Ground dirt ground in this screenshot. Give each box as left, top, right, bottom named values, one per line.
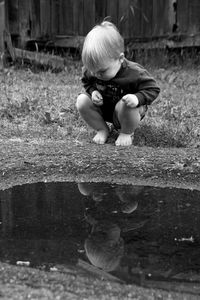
left=0, top=138, right=200, bottom=299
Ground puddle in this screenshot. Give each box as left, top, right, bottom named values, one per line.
left=0, top=182, right=200, bottom=293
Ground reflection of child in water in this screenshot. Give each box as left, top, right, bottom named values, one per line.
left=84, top=219, right=124, bottom=272
left=78, top=182, right=143, bottom=214
left=78, top=183, right=144, bottom=271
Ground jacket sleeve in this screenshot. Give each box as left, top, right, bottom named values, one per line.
left=81, top=67, right=97, bottom=95
left=134, top=68, right=160, bottom=106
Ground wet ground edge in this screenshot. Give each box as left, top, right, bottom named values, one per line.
left=0, top=139, right=199, bottom=191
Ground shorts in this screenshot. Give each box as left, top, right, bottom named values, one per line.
left=82, top=92, right=148, bottom=130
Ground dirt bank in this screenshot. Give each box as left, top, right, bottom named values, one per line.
left=0, top=139, right=199, bottom=191
left=0, top=139, right=199, bottom=299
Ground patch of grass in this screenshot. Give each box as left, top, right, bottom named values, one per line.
left=0, top=58, right=199, bottom=148
left=126, top=47, right=200, bottom=69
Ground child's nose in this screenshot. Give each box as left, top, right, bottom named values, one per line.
left=92, top=71, right=99, bottom=77
left=93, top=71, right=98, bottom=76
left=96, top=72, right=102, bottom=78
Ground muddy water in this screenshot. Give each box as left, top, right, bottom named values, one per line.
left=0, top=182, right=200, bottom=291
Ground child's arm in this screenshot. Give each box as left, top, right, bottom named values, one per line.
left=123, top=65, right=160, bottom=107
left=133, top=68, right=160, bottom=106
left=81, top=67, right=97, bottom=95
left=81, top=67, right=103, bottom=105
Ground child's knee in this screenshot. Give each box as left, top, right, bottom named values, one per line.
left=116, top=100, right=141, bottom=119
left=78, top=183, right=93, bottom=196
left=76, top=93, right=91, bottom=112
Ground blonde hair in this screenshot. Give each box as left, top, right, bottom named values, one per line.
left=84, top=236, right=124, bottom=271
left=84, top=222, right=124, bottom=271
left=82, top=21, right=124, bottom=72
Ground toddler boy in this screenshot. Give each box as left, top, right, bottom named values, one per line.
left=76, top=21, right=160, bottom=146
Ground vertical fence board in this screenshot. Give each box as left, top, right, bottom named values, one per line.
left=118, top=0, right=130, bottom=38
left=78, top=0, right=84, bottom=35
left=95, top=0, right=107, bottom=23
left=4, top=0, right=8, bottom=28
left=7, top=0, right=19, bottom=35
left=152, top=0, right=159, bottom=36
left=40, top=0, right=51, bottom=37
left=73, top=0, right=81, bottom=35
left=140, top=0, right=153, bottom=38
left=18, top=0, right=31, bottom=46
left=51, top=0, right=59, bottom=35
left=29, top=0, right=40, bottom=38
left=59, top=0, right=74, bottom=35
left=177, top=0, right=188, bottom=34
left=152, top=0, right=169, bottom=36
left=106, top=0, right=118, bottom=25
left=129, top=0, right=141, bottom=38
left=83, top=0, right=95, bottom=34
left=188, top=0, right=200, bottom=33
left=167, top=0, right=175, bottom=34
left=162, top=0, right=173, bottom=35
left=0, top=0, right=5, bottom=68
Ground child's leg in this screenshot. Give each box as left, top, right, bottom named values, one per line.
left=114, top=100, right=143, bottom=146
left=76, top=93, right=109, bottom=144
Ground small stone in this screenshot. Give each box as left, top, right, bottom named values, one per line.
left=50, top=266, right=58, bottom=271
left=16, top=261, right=30, bottom=266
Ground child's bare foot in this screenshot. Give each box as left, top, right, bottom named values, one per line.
left=115, top=133, right=133, bottom=146
left=93, top=130, right=109, bottom=144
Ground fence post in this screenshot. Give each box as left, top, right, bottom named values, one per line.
left=0, top=0, right=5, bottom=69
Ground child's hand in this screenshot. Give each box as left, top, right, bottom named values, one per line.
left=92, top=90, right=103, bottom=106
left=122, top=94, right=139, bottom=108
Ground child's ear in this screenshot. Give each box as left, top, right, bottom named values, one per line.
left=119, top=53, right=125, bottom=63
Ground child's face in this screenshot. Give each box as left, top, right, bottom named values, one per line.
left=92, top=56, right=123, bottom=81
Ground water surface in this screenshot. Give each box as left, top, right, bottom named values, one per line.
left=0, top=182, right=200, bottom=292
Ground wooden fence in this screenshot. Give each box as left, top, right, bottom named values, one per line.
left=1, top=0, right=200, bottom=49
left=0, top=0, right=5, bottom=67
left=7, top=0, right=175, bottom=41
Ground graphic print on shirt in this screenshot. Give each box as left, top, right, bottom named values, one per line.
left=96, top=81, right=124, bottom=104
